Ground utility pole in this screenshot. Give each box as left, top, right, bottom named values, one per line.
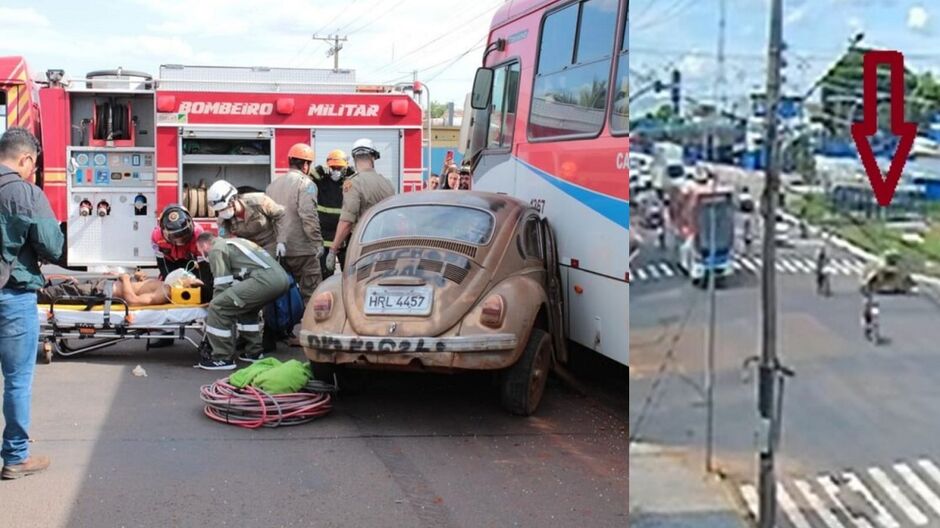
left=313, top=34, right=348, bottom=71
left=705, top=178, right=718, bottom=474
left=758, top=0, right=784, bottom=527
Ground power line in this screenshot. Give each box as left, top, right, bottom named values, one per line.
left=422, top=39, right=487, bottom=83
left=634, top=0, right=698, bottom=30
left=330, top=0, right=384, bottom=35
left=371, top=0, right=504, bottom=75
left=310, top=0, right=360, bottom=36
left=344, top=0, right=410, bottom=36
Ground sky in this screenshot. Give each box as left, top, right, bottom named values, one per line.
left=631, top=0, right=940, bottom=115
left=0, top=0, right=505, bottom=105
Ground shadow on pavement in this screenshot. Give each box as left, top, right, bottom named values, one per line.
left=631, top=510, right=745, bottom=528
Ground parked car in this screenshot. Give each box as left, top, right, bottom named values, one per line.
left=300, top=191, right=565, bottom=416
left=638, top=194, right=664, bottom=229
left=861, top=251, right=916, bottom=294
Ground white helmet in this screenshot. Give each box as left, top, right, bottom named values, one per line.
left=351, top=138, right=380, bottom=160
left=207, top=180, right=238, bottom=211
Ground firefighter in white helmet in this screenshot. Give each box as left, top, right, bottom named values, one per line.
left=325, top=138, right=395, bottom=272
left=207, top=179, right=286, bottom=256
left=264, top=143, right=323, bottom=306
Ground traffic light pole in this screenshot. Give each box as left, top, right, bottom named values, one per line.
left=758, top=1, right=784, bottom=527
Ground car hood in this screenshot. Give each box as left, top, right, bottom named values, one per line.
left=343, top=247, right=492, bottom=337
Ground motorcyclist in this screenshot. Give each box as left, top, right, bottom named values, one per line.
left=742, top=216, right=754, bottom=255
left=862, top=292, right=879, bottom=341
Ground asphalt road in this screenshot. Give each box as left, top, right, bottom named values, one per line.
left=1, top=338, right=627, bottom=527
left=630, top=203, right=940, bottom=528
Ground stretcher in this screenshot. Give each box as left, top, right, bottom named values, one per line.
left=37, top=296, right=208, bottom=363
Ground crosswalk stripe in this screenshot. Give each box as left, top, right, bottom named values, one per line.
left=775, top=261, right=787, bottom=273
left=780, top=260, right=799, bottom=273
left=635, top=268, right=648, bottom=281
left=818, top=476, right=875, bottom=528
left=778, top=482, right=814, bottom=528
left=732, top=260, right=743, bottom=271
left=844, top=259, right=866, bottom=274
left=659, top=263, right=674, bottom=277
left=740, top=257, right=759, bottom=272
left=740, top=484, right=759, bottom=519
left=843, top=472, right=900, bottom=528
left=790, top=259, right=811, bottom=273
left=869, top=467, right=928, bottom=525
left=648, top=266, right=661, bottom=280
left=917, top=459, right=940, bottom=490
left=895, top=463, right=940, bottom=517
left=795, top=478, right=847, bottom=528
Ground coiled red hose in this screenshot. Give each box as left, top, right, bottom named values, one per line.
left=200, top=378, right=334, bottom=428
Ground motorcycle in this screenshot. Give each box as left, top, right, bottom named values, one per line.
left=816, top=264, right=832, bottom=297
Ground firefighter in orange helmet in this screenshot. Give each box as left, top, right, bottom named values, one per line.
left=312, top=148, right=355, bottom=278
left=265, top=142, right=323, bottom=306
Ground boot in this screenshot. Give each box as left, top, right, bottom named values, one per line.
left=2, top=455, right=51, bottom=480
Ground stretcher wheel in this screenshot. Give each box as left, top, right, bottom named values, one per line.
left=38, top=340, right=53, bottom=364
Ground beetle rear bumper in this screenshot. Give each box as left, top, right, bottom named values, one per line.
left=300, top=331, right=521, bottom=370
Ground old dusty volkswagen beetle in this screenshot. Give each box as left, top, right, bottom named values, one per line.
left=301, top=191, right=564, bottom=415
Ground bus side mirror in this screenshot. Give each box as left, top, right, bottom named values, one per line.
left=470, top=67, right=494, bottom=111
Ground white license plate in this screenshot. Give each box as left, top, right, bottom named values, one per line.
left=364, top=286, right=433, bottom=316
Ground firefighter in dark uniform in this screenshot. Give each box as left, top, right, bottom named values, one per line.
left=194, top=232, right=290, bottom=370
left=325, top=138, right=395, bottom=273
left=312, top=149, right=355, bottom=278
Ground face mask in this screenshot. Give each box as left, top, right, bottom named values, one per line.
left=217, top=208, right=235, bottom=220
left=330, top=170, right=343, bottom=182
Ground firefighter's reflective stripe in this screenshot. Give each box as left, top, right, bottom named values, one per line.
left=236, top=323, right=261, bottom=332
left=206, top=325, right=232, bottom=338
left=323, top=240, right=333, bottom=248
left=225, top=240, right=270, bottom=269
left=317, top=204, right=342, bottom=215
left=215, top=275, right=235, bottom=285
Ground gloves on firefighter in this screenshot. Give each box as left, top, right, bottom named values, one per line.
left=325, top=250, right=337, bottom=272
left=315, top=246, right=325, bottom=259
left=276, top=243, right=287, bottom=258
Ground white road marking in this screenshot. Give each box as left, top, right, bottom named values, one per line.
left=775, top=261, right=787, bottom=273
left=635, top=268, right=648, bottom=281
left=778, top=482, right=814, bottom=528
left=794, top=478, right=847, bottom=528
left=732, top=260, right=743, bottom=271
left=791, top=259, right=812, bottom=273
left=659, top=263, right=675, bottom=277
left=818, top=476, right=875, bottom=528
left=648, top=266, right=661, bottom=280
left=869, top=467, right=928, bottom=525
left=845, top=260, right=866, bottom=274
left=916, top=459, right=940, bottom=490
left=842, top=471, right=900, bottom=528
left=895, top=462, right=940, bottom=517
left=740, top=257, right=759, bottom=272
left=740, top=484, right=759, bottom=519
left=780, top=259, right=799, bottom=273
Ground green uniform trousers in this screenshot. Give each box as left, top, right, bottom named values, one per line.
left=206, top=269, right=289, bottom=361
left=280, top=253, right=321, bottom=307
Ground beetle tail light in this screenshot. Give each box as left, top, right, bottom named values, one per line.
left=313, top=292, right=333, bottom=321
left=480, top=294, right=505, bottom=329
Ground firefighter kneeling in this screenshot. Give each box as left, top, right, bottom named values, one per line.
left=194, top=232, right=290, bottom=371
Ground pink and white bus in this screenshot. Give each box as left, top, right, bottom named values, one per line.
left=464, top=0, right=628, bottom=365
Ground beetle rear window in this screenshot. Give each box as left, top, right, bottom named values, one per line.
left=361, top=205, right=495, bottom=245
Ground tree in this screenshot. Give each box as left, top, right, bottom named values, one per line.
left=654, top=104, right=675, bottom=122
left=429, top=101, right=448, bottom=119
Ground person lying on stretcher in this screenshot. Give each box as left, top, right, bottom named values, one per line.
left=38, top=270, right=204, bottom=307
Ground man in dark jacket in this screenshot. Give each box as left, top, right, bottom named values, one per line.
left=0, top=127, right=64, bottom=480
left=312, top=149, right=355, bottom=278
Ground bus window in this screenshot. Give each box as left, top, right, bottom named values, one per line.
left=487, top=62, right=521, bottom=150
left=530, top=0, right=618, bottom=140
left=611, top=5, right=628, bottom=134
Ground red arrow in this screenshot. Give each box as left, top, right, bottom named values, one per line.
left=851, top=50, right=917, bottom=207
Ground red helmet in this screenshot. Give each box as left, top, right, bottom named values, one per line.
left=160, top=204, right=195, bottom=246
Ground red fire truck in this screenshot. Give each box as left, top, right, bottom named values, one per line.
left=0, top=57, right=428, bottom=269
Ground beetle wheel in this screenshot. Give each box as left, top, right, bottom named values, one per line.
left=500, top=328, right=553, bottom=416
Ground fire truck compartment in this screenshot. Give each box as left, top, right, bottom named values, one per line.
left=69, top=92, right=155, bottom=148
left=179, top=127, right=274, bottom=216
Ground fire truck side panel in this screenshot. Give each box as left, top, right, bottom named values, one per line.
left=157, top=126, right=179, bottom=214
left=38, top=87, right=69, bottom=218
left=274, top=128, right=311, bottom=175
left=402, top=128, right=424, bottom=191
